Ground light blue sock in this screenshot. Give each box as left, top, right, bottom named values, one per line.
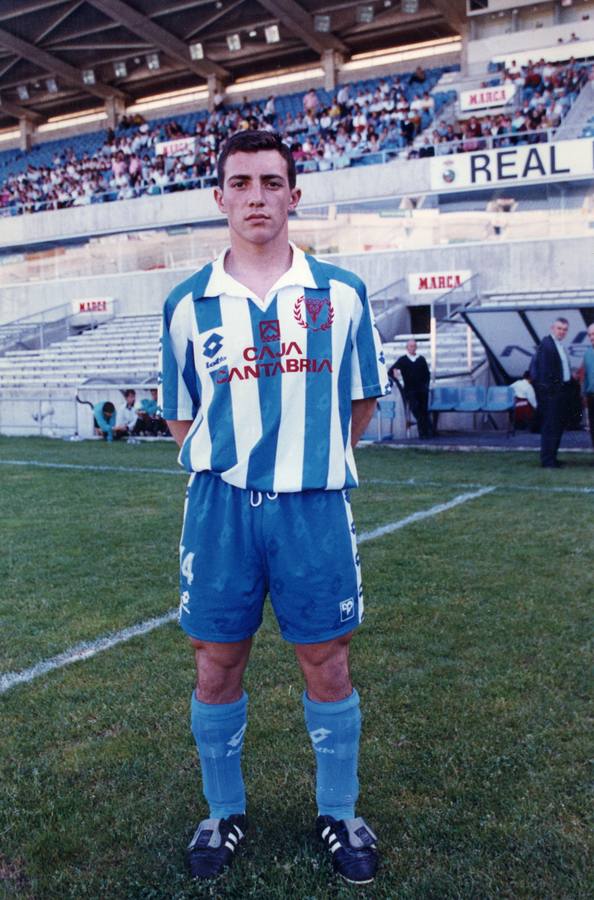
left=303, top=689, right=361, bottom=820
left=191, top=691, right=248, bottom=818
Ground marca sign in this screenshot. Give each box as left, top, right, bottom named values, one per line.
left=459, top=84, right=516, bottom=112
left=155, top=136, right=196, bottom=158
left=430, top=138, right=594, bottom=191
left=71, top=298, right=113, bottom=315
left=408, top=271, right=472, bottom=294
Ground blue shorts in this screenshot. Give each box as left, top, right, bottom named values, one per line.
left=178, top=471, right=363, bottom=644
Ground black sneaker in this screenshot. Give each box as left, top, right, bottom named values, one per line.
left=186, top=814, right=247, bottom=879
left=316, top=815, right=378, bottom=884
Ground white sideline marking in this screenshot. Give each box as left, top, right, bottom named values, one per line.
left=1, top=459, right=591, bottom=494
left=0, top=487, right=493, bottom=695
left=0, top=610, right=177, bottom=696
left=358, top=487, right=495, bottom=543
left=0, top=459, right=182, bottom=476
left=366, top=478, right=594, bottom=496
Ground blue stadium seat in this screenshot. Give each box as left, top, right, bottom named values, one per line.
left=482, top=385, right=514, bottom=412
left=482, top=385, right=516, bottom=434
left=454, top=386, right=486, bottom=411
left=429, top=386, right=459, bottom=411
left=361, top=399, right=396, bottom=441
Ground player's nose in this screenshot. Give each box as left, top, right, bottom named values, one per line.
left=247, top=183, right=265, bottom=205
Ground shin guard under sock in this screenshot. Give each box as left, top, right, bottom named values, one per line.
left=303, top=689, right=361, bottom=820
left=190, top=691, right=248, bottom=818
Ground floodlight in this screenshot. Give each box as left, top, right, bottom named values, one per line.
left=189, top=42, right=204, bottom=60
left=226, top=33, right=241, bottom=51
left=113, top=60, right=128, bottom=78
left=146, top=52, right=160, bottom=71
left=314, top=14, right=331, bottom=32
left=264, top=24, right=280, bottom=43
left=401, top=0, right=418, bottom=12
left=46, top=77, right=59, bottom=93
left=82, top=68, right=96, bottom=85
left=17, top=84, right=29, bottom=100
left=357, top=5, right=375, bottom=24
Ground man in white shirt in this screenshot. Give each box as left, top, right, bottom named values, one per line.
left=114, top=389, right=141, bottom=438
left=511, top=370, right=538, bottom=429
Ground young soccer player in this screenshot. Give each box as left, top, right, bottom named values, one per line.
left=159, top=130, right=390, bottom=884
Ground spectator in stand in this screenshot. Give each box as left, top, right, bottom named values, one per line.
left=263, top=95, right=276, bottom=124
left=409, top=65, right=426, bottom=85
left=303, top=87, right=320, bottom=115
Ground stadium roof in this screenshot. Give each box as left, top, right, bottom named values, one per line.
left=0, top=0, right=465, bottom=129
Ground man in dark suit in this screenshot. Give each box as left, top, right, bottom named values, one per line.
left=390, top=339, right=432, bottom=438
left=531, top=317, right=572, bottom=468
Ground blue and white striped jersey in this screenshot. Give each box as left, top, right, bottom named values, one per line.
left=159, top=243, right=390, bottom=492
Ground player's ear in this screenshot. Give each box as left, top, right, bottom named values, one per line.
left=288, top=187, right=301, bottom=212
left=214, top=186, right=225, bottom=213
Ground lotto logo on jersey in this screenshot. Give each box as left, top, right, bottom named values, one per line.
left=203, top=331, right=224, bottom=358
left=294, top=296, right=334, bottom=332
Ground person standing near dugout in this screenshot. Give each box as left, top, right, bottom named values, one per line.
left=159, top=131, right=390, bottom=885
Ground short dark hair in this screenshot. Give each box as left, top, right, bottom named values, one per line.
left=554, top=317, right=569, bottom=326
left=216, top=130, right=296, bottom=189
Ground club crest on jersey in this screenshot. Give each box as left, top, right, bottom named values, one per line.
left=259, top=319, right=281, bottom=342
left=294, top=295, right=334, bottom=332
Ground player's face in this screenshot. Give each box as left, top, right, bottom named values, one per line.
left=214, top=150, right=301, bottom=247
left=407, top=340, right=417, bottom=355
left=551, top=321, right=568, bottom=341
left=588, top=327, right=594, bottom=347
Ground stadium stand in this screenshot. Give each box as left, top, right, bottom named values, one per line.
left=0, top=314, right=160, bottom=389
left=0, top=66, right=457, bottom=216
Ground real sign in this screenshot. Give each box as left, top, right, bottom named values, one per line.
left=459, top=84, right=516, bottom=112
left=430, top=137, right=594, bottom=191
left=408, top=271, right=472, bottom=294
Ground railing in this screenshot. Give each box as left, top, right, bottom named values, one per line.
left=369, top=278, right=409, bottom=344
left=0, top=300, right=118, bottom=355
left=432, top=273, right=481, bottom=324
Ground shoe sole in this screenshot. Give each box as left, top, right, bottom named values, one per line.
left=339, top=874, right=376, bottom=885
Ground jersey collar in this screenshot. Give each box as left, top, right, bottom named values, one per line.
left=200, top=241, right=326, bottom=299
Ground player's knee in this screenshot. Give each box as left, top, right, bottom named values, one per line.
left=296, top=633, right=353, bottom=701
left=191, top=638, right=251, bottom=704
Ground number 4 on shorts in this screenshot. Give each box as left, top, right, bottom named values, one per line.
left=180, top=546, right=195, bottom=585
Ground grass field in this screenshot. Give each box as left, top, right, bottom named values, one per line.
left=0, top=436, right=592, bottom=899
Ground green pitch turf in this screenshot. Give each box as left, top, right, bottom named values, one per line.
left=0, top=437, right=592, bottom=899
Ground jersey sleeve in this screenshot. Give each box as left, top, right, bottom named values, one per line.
left=159, top=294, right=201, bottom=421
left=350, top=284, right=391, bottom=400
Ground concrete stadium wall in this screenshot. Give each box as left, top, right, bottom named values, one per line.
left=1, top=234, right=592, bottom=326
left=331, top=234, right=594, bottom=297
